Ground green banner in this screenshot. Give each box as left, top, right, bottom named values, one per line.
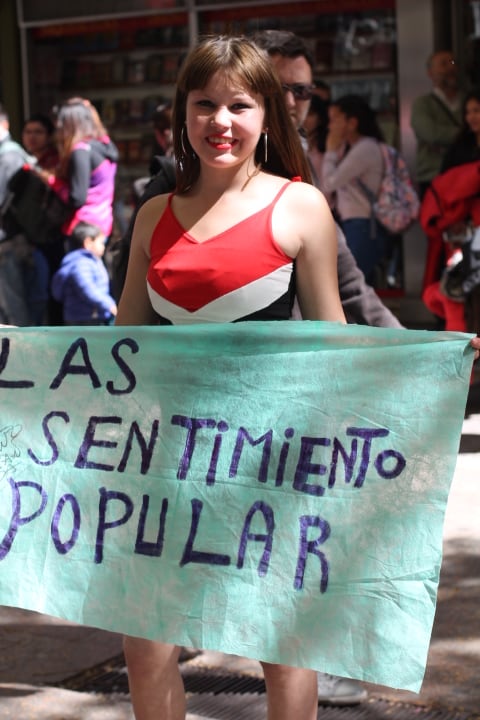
left=0, top=322, right=474, bottom=691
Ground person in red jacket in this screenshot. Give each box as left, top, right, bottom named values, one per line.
left=420, top=89, right=480, bottom=332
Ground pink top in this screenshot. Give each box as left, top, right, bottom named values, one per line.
left=321, top=137, right=383, bottom=220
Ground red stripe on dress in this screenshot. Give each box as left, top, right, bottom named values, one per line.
left=147, top=184, right=293, bottom=312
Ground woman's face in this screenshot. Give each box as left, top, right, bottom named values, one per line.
left=22, top=121, right=50, bottom=157
left=465, top=98, right=480, bottom=137
left=185, top=71, right=265, bottom=170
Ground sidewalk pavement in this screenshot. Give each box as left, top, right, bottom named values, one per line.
left=0, top=383, right=479, bottom=719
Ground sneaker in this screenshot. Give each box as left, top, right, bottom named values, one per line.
left=317, top=673, right=368, bottom=705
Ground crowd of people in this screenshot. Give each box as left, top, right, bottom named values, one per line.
left=0, top=98, right=118, bottom=325
left=0, top=28, right=479, bottom=717
left=1, top=39, right=470, bottom=334
left=410, top=49, right=480, bottom=335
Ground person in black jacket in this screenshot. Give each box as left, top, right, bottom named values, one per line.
left=149, top=100, right=173, bottom=172
left=110, top=154, right=175, bottom=302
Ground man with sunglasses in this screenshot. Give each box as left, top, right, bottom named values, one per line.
left=253, top=28, right=403, bottom=707
left=253, top=29, right=402, bottom=332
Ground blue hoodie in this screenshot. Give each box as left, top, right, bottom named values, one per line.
left=51, top=248, right=115, bottom=323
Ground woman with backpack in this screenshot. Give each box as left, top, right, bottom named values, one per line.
left=321, top=94, right=387, bottom=285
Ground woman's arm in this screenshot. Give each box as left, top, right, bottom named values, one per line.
left=296, top=197, right=346, bottom=322
left=67, top=147, right=91, bottom=208
left=275, top=182, right=346, bottom=323
left=322, top=139, right=379, bottom=194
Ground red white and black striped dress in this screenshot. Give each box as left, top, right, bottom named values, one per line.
left=147, top=183, right=295, bottom=324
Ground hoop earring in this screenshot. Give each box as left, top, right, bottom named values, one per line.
left=263, top=131, right=268, bottom=164
left=181, top=125, right=196, bottom=160
left=181, top=125, right=188, bottom=155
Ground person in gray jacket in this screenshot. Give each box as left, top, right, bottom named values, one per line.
left=0, top=105, right=33, bottom=244
left=0, top=103, right=37, bottom=325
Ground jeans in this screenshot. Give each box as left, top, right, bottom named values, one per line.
left=0, top=235, right=33, bottom=326
left=25, top=248, right=50, bottom=325
left=341, top=217, right=386, bottom=285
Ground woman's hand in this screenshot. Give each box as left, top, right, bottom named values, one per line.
left=470, top=336, right=480, bottom=361
left=325, top=128, right=345, bottom=153
left=31, top=167, right=53, bottom=184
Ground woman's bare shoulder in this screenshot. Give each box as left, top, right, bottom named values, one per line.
left=134, top=193, right=171, bottom=234
left=272, top=180, right=335, bottom=257
left=281, top=180, right=330, bottom=212
left=131, top=193, right=172, bottom=253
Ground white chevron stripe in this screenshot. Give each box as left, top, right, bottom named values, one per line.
left=147, top=263, right=293, bottom=324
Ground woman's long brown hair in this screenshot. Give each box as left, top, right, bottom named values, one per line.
left=55, top=100, right=97, bottom=179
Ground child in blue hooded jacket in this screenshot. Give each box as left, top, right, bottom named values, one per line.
left=51, top=221, right=117, bottom=325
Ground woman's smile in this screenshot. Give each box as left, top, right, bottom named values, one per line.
left=206, top=135, right=238, bottom=150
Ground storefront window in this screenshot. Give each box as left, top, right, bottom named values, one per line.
left=20, top=0, right=186, bottom=24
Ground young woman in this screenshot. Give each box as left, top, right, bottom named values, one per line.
left=54, top=98, right=118, bottom=241
left=116, top=35, right=345, bottom=720
left=321, top=94, right=386, bottom=284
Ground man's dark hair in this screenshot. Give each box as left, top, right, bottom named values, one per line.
left=252, top=30, right=315, bottom=70
left=332, top=94, right=384, bottom=141
left=24, top=112, right=55, bottom=136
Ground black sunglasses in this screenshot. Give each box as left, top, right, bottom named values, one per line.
left=281, top=83, right=314, bottom=101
